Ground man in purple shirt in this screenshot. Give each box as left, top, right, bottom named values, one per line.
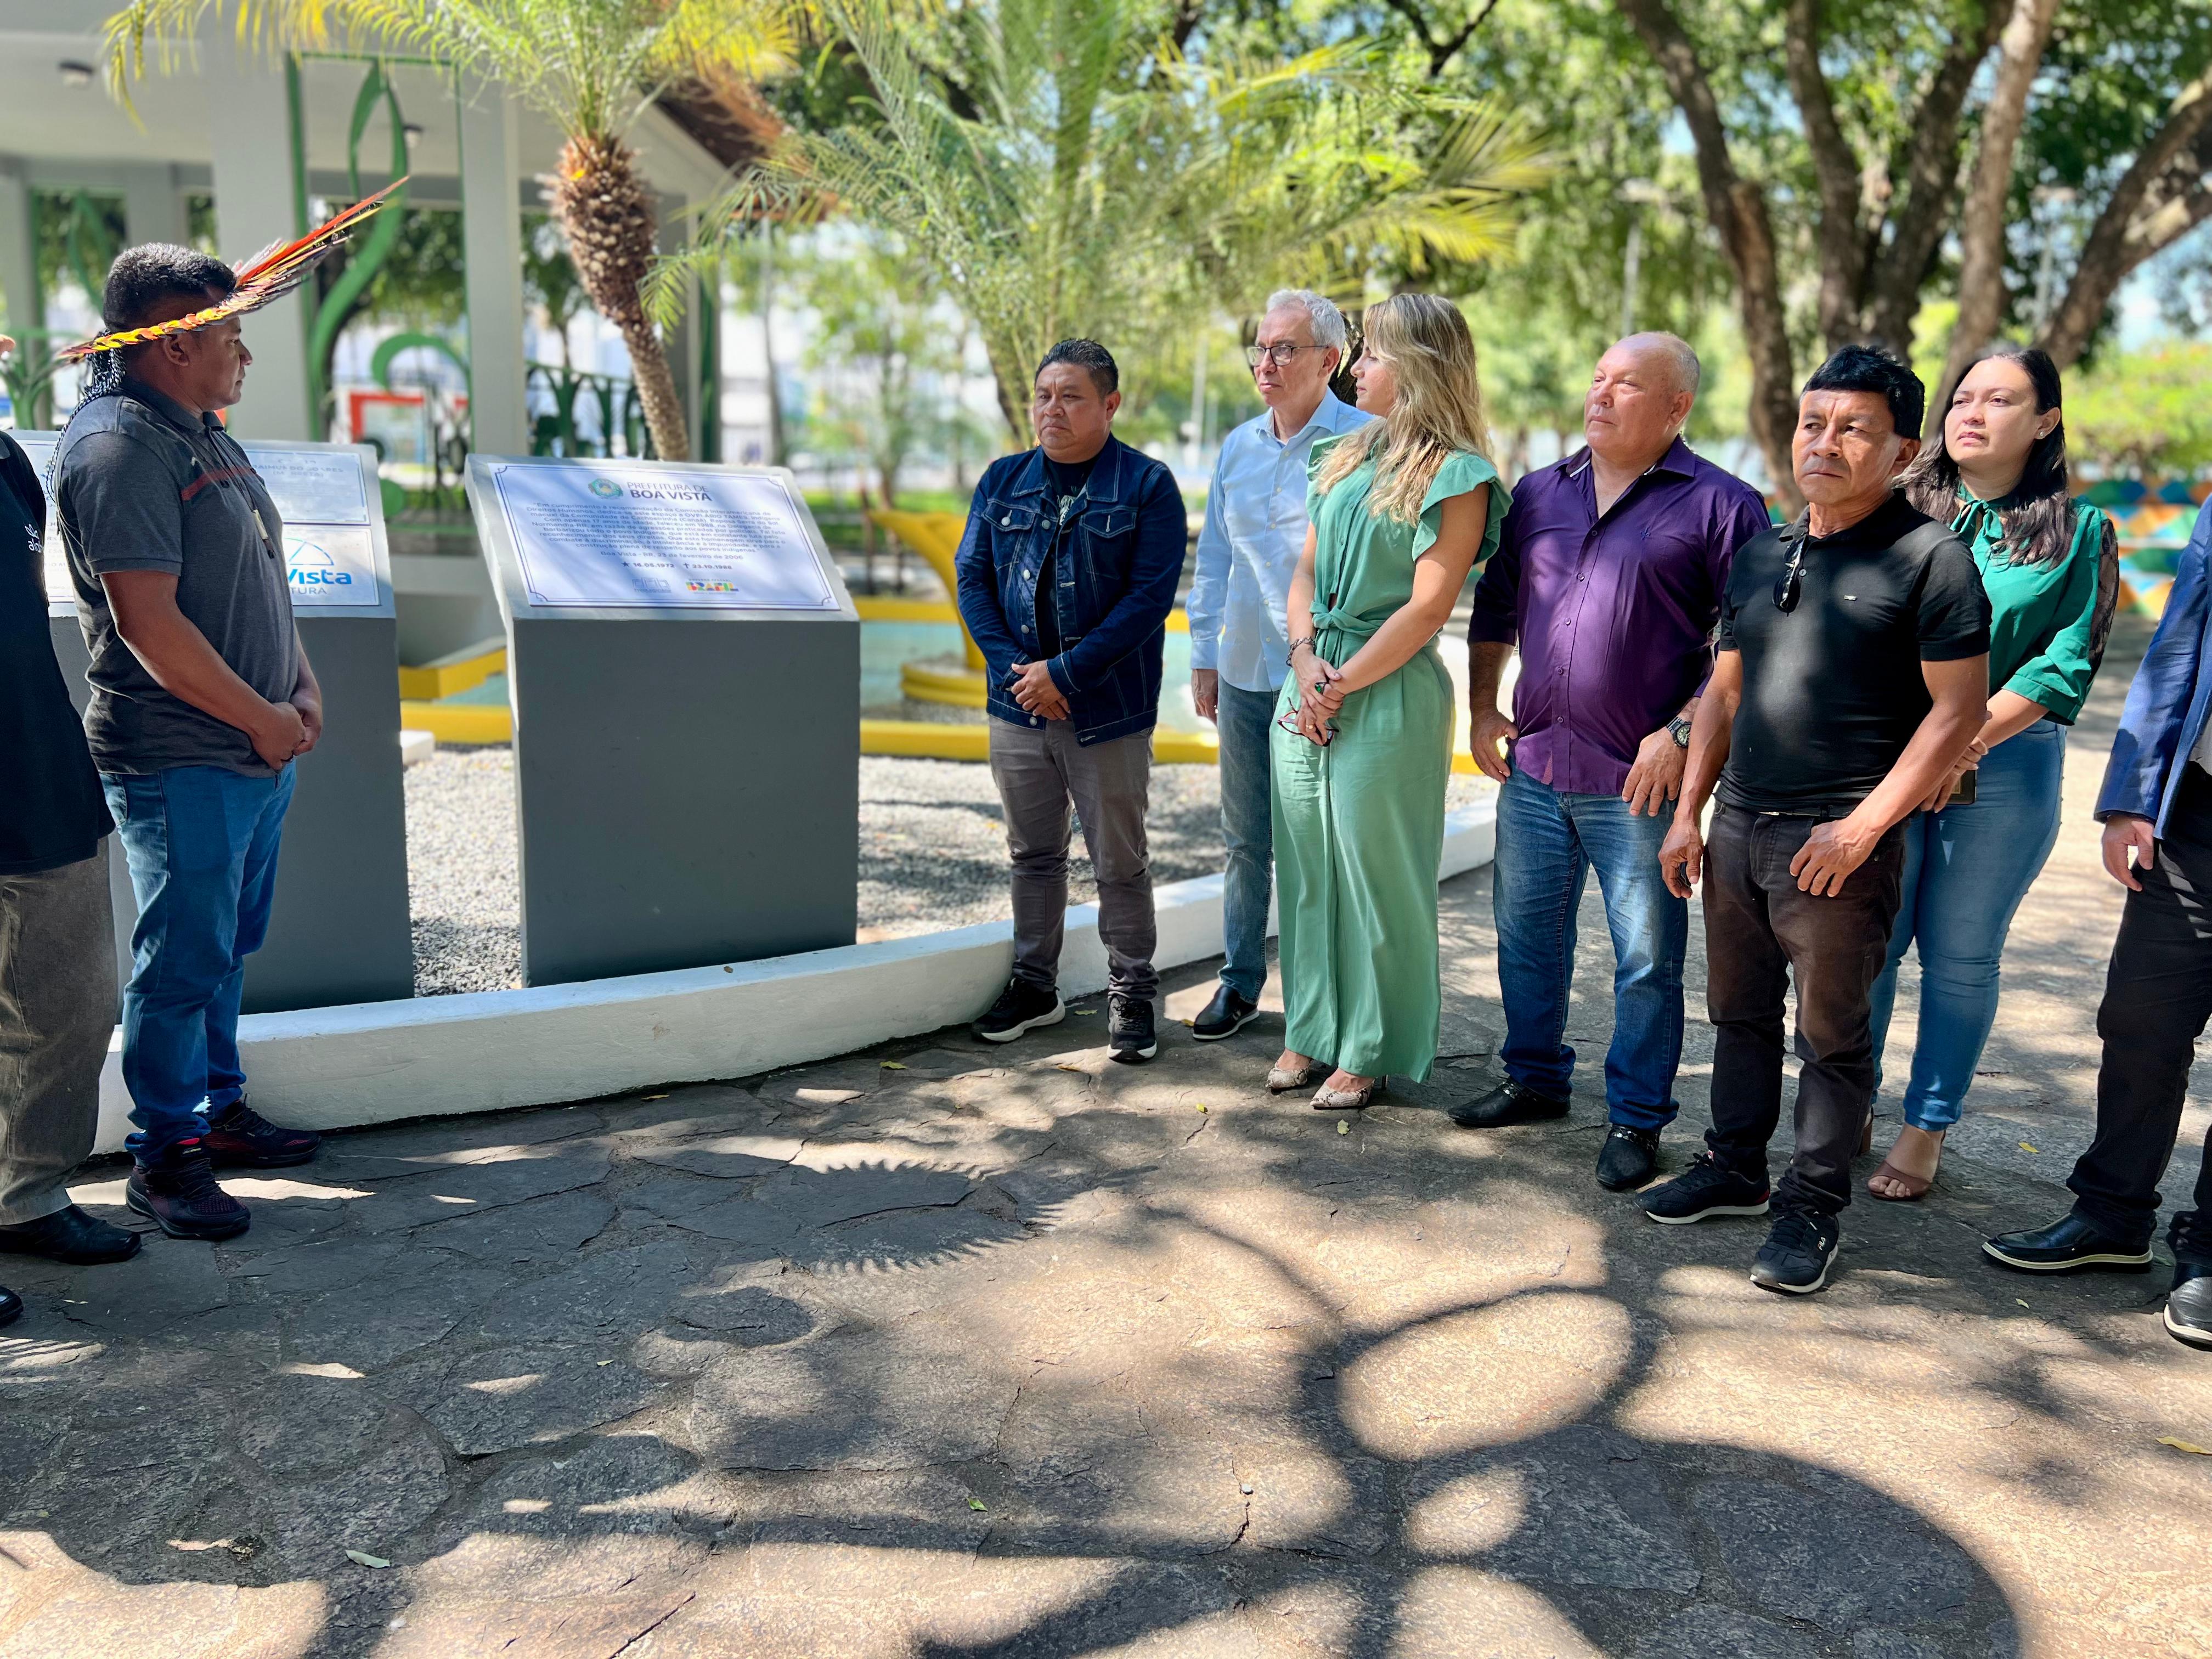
left=1453, top=334, right=1771, bottom=1192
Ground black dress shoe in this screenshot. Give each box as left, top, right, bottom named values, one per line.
left=0, top=1205, right=143, bottom=1266
left=1983, top=1210, right=2153, bottom=1273
left=1595, top=1125, right=1660, bottom=1191
left=2166, top=1261, right=2212, bottom=1350
left=1449, top=1078, right=1570, bottom=1130
left=1191, top=984, right=1261, bottom=1041
left=0, top=1284, right=19, bottom=1328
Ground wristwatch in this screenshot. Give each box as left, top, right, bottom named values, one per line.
left=1667, top=714, right=1694, bottom=748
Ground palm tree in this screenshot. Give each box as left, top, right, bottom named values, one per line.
left=104, top=0, right=795, bottom=461
left=666, top=0, right=1548, bottom=437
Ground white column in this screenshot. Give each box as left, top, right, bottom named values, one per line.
left=121, top=164, right=188, bottom=248
left=0, top=158, right=37, bottom=341
left=203, top=39, right=313, bottom=440
left=458, top=80, right=528, bottom=458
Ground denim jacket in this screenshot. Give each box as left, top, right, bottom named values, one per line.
left=954, top=436, right=1187, bottom=744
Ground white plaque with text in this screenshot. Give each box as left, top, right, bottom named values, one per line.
left=487, top=460, right=837, bottom=611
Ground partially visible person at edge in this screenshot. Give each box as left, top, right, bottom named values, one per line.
left=0, top=344, right=142, bottom=1329
left=1861, top=348, right=2119, bottom=1202
left=1646, top=345, right=1991, bottom=1296
left=1268, top=293, right=1505, bottom=1111
left=955, top=340, right=1187, bottom=1064
left=1184, top=290, right=1372, bottom=1043
left=1454, top=332, right=1770, bottom=1192
left=1982, top=501, right=2212, bottom=1353
left=54, top=244, right=327, bottom=1246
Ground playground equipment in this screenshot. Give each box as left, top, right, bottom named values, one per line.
left=870, top=509, right=991, bottom=707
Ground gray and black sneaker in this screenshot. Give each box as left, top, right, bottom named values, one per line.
left=1640, top=1152, right=1771, bottom=1225
left=1751, top=1207, right=1840, bottom=1295
left=1108, top=995, right=1158, bottom=1063
left=974, top=978, right=1066, bottom=1043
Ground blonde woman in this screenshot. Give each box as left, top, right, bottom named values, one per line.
left=1267, top=294, right=1504, bottom=1109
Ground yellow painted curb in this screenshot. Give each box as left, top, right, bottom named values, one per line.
left=397, top=647, right=505, bottom=702
left=399, top=699, right=514, bottom=744
left=900, top=662, right=990, bottom=708
left=862, top=719, right=990, bottom=760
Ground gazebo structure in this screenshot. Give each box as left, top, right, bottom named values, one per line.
left=0, top=0, right=747, bottom=459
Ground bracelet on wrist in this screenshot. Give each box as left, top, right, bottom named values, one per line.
left=1287, top=637, right=1317, bottom=663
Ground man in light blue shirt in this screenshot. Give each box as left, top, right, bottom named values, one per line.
left=1186, top=289, right=1372, bottom=1040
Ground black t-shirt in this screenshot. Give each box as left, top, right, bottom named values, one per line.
left=1034, top=454, right=1098, bottom=659
left=0, top=432, right=111, bottom=873
left=1715, top=492, right=1990, bottom=816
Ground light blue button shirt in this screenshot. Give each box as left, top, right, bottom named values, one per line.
left=1186, top=392, right=1375, bottom=693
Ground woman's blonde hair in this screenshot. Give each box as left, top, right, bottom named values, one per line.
left=1313, top=292, right=1494, bottom=524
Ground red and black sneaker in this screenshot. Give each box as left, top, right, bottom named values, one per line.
left=202, top=1099, right=321, bottom=1169
left=126, top=1139, right=250, bottom=1242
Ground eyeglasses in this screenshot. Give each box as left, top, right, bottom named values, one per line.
left=1773, top=537, right=1807, bottom=613
left=1245, top=343, right=1318, bottom=368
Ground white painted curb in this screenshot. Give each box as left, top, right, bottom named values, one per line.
left=93, top=794, right=1496, bottom=1151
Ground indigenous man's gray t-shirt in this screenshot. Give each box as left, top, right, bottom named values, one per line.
left=56, top=380, right=298, bottom=777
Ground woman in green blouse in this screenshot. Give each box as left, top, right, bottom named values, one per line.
left=1267, top=294, right=1504, bottom=1110
left=1865, top=346, right=2119, bottom=1199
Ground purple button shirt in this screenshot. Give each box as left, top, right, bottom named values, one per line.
left=1469, top=437, right=1771, bottom=797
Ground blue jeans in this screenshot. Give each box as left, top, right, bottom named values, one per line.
left=1867, top=719, right=2064, bottom=1132
left=1216, top=679, right=1277, bottom=1001
left=103, top=764, right=295, bottom=1161
left=1492, top=766, right=1687, bottom=1129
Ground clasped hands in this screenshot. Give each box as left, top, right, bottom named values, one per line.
left=1008, top=659, right=1069, bottom=721
left=1285, top=648, right=1347, bottom=745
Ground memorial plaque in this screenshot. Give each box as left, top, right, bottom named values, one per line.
left=483, top=459, right=838, bottom=611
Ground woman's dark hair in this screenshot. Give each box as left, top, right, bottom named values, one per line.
left=1902, top=345, right=2072, bottom=567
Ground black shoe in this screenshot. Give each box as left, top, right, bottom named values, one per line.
left=0, top=1284, right=19, bottom=1328
left=2164, top=1261, right=2212, bottom=1350
left=1982, top=1211, right=2154, bottom=1274
left=1595, top=1125, right=1661, bottom=1192
left=1448, top=1078, right=1570, bottom=1130
left=202, top=1098, right=321, bottom=1169
left=126, top=1139, right=250, bottom=1242
left=0, top=1204, right=142, bottom=1266
left=973, top=978, right=1066, bottom=1043
left=1640, top=1152, right=1771, bottom=1225
left=1752, top=1207, right=1840, bottom=1295
left=1190, top=984, right=1261, bottom=1042
left=1109, top=995, right=1158, bottom=1063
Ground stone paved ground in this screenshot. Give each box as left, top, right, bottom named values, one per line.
left=3, top=616, right=2209, bottom=1659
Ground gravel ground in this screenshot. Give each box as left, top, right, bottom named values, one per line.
left=404, top=745, right=1495, bottom=995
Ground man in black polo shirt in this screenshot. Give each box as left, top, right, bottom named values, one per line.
left=0, top=350, right=143, bottom=1327
left=1649, top=346, right=1991, bottom=1294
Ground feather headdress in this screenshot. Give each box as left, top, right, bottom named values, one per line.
left=58, top=179, right=409, bottom=362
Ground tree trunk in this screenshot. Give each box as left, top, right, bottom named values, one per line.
left=1782, top=0, right=1871, bottom=352
left=1617, top=0, right=1801, bottom=506
left=550, top=132, right=691, bottom=462
left=1936, top=0, right=2063, bottom=425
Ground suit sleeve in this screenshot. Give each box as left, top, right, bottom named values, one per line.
left=2098, top=518, right=2210, bottom=823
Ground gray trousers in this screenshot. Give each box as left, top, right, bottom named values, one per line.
left=988, top=720, right=1158, bottom=1001
left=0, top=851, right=117, bottom=1224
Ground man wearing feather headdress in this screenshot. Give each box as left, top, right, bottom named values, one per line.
left=52, top=241, right=348, bottom=1244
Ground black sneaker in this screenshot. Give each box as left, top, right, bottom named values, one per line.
left=0, top=1284, right=19, bottom=1328
left=1448, top=1078, right=1570, bottom=1129
left=202, top=1098, right=321, bottom=1169
left=2165, top=1261, right=2212, bottom=1351
left=1640, top=1152, right=1771, bottom=1225
left=1595, top=1125, right=1660, bottom=1192
left=1190, top=984, right=1261, bottom=1042
left=0, top=1204, right=142, bottom=1265
left=1752, top=1207, right=1840, bottom=1295
left=126, top=1139, right=250, bottom=1242
left=1982, top=1211, right=2153, bottom=1273
left=973, top=978, right=1066, bottom=1043
left=1109, top=995, right=1158, bottom=1063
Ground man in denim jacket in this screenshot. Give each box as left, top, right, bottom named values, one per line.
left=955, top=340, right=1187, bottom=1063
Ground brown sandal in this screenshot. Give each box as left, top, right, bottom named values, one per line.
left=1866, top=1159, right=1933, bottom=1202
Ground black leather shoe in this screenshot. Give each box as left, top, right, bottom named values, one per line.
left=2166, top=1261, right=2212, bottom=1350
left=0, top=1204, right=142, bottom=1265
left=1449, top=1078, right=1570, bottom=1130
left=1595, top=1125, right=1660, bottom=1192
left=1190, top=984, right=1261, bottom=1042
left=126, top=1139, right=250, bottom=1242
left=0, top=1284, right=19, bottom=1328
left=1983, top=1211, right=2154, bottom=1273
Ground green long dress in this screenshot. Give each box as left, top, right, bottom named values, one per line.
left=1272, top=440, right=1503, bottom=1082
